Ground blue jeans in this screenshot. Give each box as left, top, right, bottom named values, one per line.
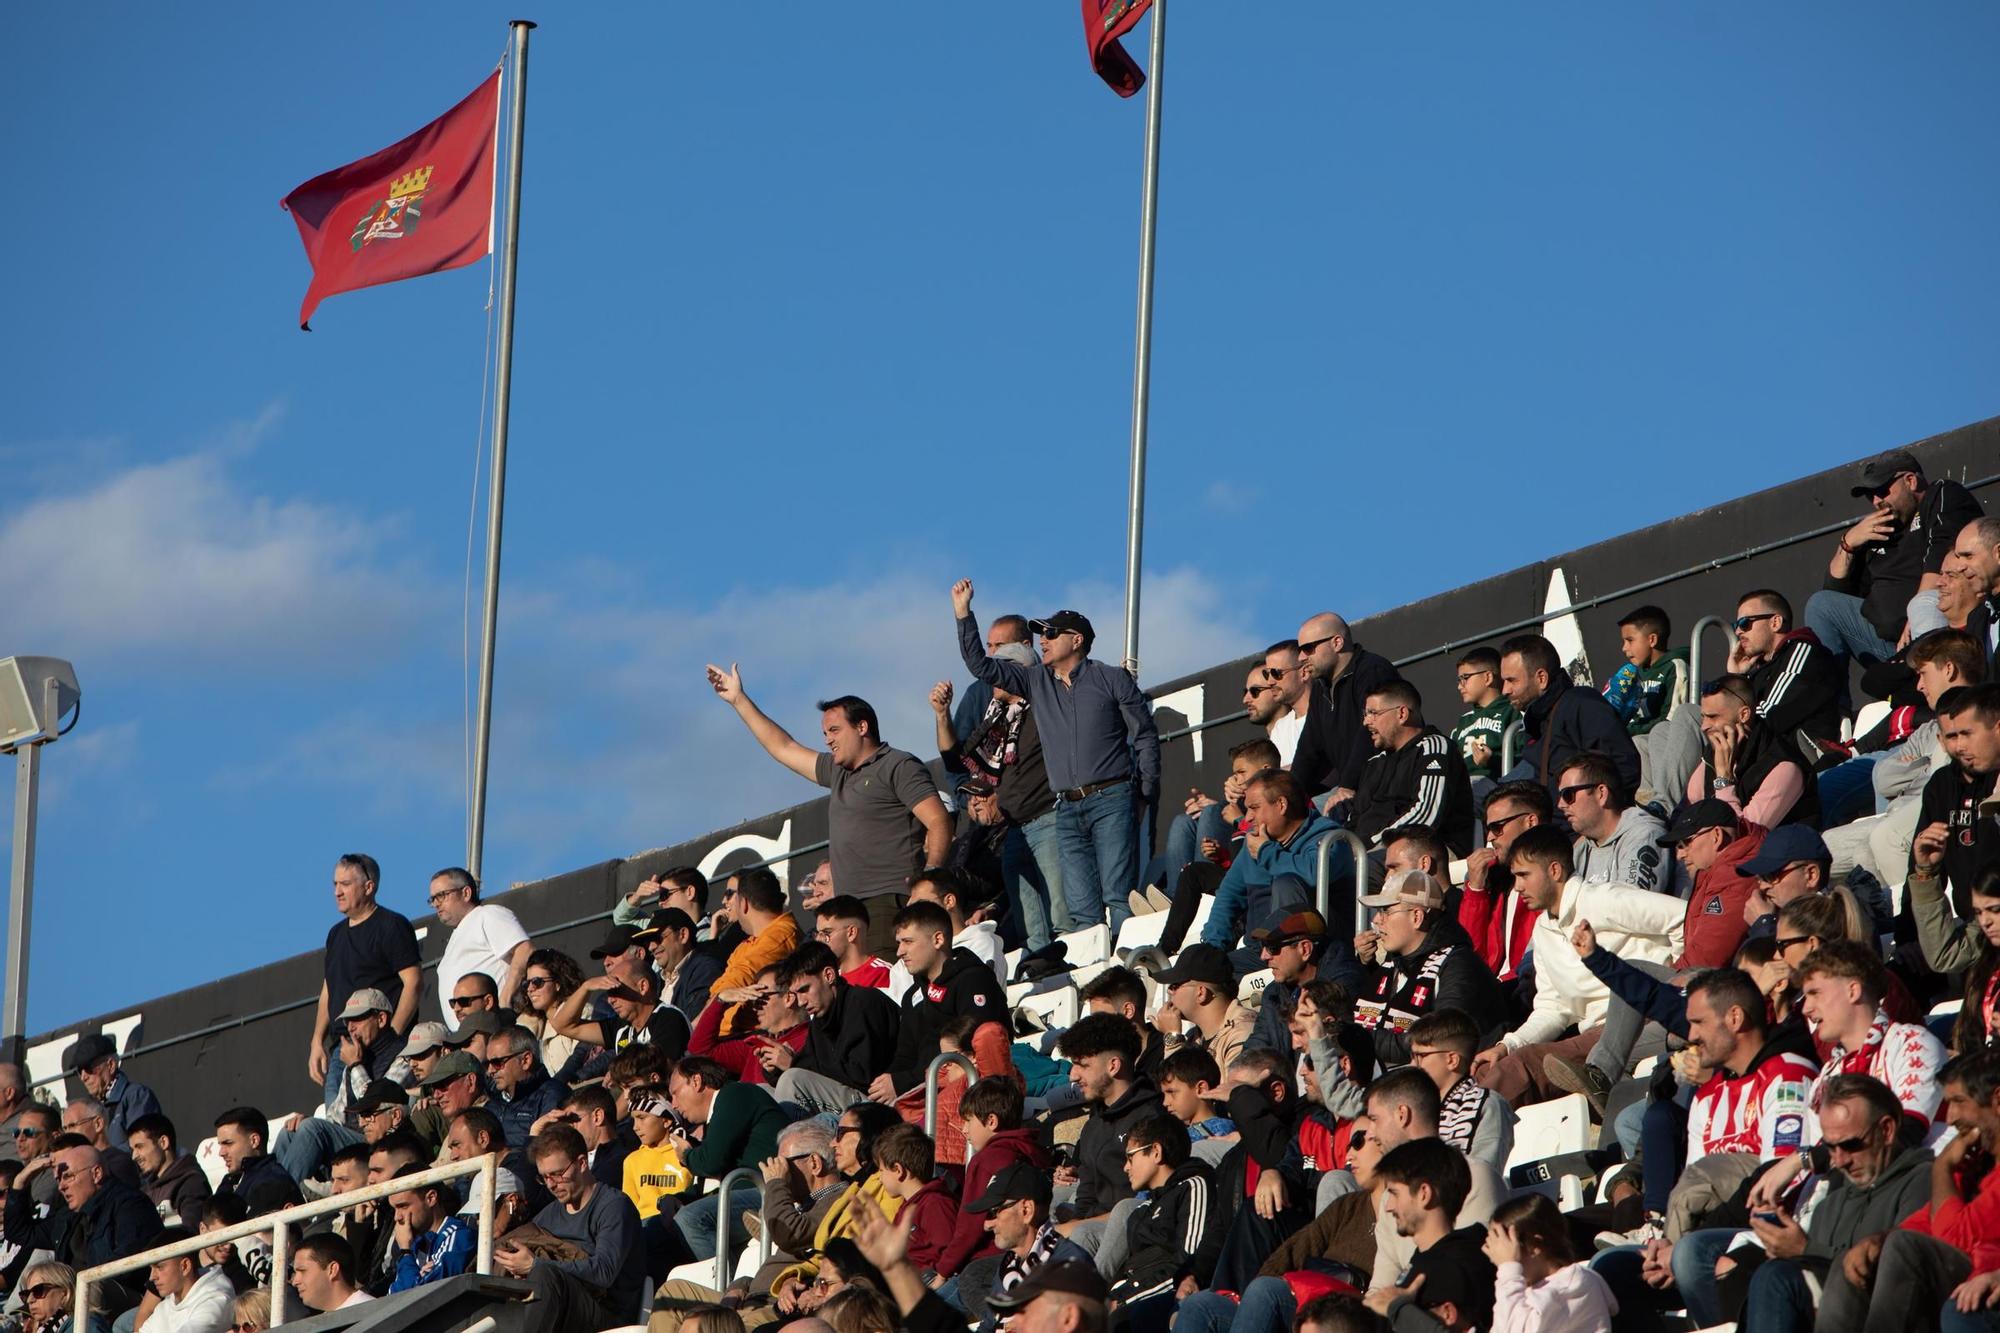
left=1819, top=754, right=1881, bottom=827
left=1144, top=804, right=1230, bottom=892
left=1176, top=1283, right=1298, bottom=1333
left=1743, top=1256, right=1821, bottom=1333
left=1641, top=1091, right=1692, bottom=1214
left=1670, top=1227, right=1746, bottom=1329
left=1056, top=785, right=1138, bottom=933
left=273, top=1115, right=366, bottom=1184
left=1002, top=811, right=1068, bottom=948
left=671, top=1181, right=761, bottom=1261
left=1805, top=589, right=1899, bottom=664
left=1941, top=1303, right=2000, bottom=1333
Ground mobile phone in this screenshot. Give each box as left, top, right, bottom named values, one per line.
left=1752, top=1211, right=1781, bottom=1225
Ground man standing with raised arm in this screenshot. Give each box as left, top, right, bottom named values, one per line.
left=707, top=665, right=952, bottom=955
left=952, top=578, right=1160, bottom=933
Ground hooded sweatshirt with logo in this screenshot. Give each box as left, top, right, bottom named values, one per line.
left=887, top=947, right=1010, bottom=1094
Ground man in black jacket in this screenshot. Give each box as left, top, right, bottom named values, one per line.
left=1107, top=1113, right=1223, bottom=1333
left=1353, top=870, right=1505, bottom=1068
left=1351, top=680, right=1474, bottom=855
left=1499, top=633, right=1641, bottom=806
left=4, top=1143, right=163, bottom=1313
left=877, top=901, right=1010, bottom=1100
left=1052, top=1013, right=1164, bottom=1269
left=766, top=941, right=902, bottom=1111
left=1692, top=674, right=1822, bottom=828
left=1289, top=611, right=1404, bottom=806
left=1909, top=682, right=2000, bottom=919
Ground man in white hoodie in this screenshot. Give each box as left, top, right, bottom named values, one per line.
left=1469, top=824, right=1684, bottom=1106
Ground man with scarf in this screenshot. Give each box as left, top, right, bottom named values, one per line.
left=933, top=642, right=1062, bottom=951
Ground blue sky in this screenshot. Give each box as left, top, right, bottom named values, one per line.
left=6, top=4, right=2000, bottom=1035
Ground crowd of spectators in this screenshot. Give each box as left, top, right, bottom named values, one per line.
left=2, top=449, right=1999, bottom=1333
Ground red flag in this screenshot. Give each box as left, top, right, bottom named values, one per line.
left=281, top=73, right=500, bottom=329
left=1082, top=0, right=1153, bottom=97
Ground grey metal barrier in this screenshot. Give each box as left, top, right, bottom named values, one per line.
left=711, top=1164, right=763, bottom=1291
left=1687, top=614, right=1731, bottom=697
left=923, top=1052, right=981, bottom=1139
left=78, top=1152, right=498, bottom=1328
left=1314, top=829, right=1370, bottom=937
left=1499, top=719, right=1524, bottom=776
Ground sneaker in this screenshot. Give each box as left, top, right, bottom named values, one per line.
left=1144, top=886, right=1173, bottom=912
left=1593, top=1217, right=1663, bottom=1251
left=1127, top=891, right=1162, bottom=919
left=1543, top=1053, right=1613, bottom=1118
left=740, top=1209, right=763, bottom=1240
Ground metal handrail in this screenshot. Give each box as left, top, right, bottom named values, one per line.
left=922, top=1052, right=979, bottom=1138
left=1313, top=830, right=1370, bottom=936
left=77, top=1152, right=499, bottom=1328
left=711, top=1165, right=761, bottom=1291
left=1687, top=614, right=1731, bottom=696
left=1499, top=719, right=1524, bottom=776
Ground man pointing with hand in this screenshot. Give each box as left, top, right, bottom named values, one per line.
left=952, top=578, right=1160, bottom=933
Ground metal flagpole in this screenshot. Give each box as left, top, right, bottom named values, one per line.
left=1119, top=0, right=1166, bottom=679
left=469, top=19, right=534, bottom=882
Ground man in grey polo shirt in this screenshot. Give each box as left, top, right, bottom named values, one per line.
left=951, top=578, right=1160, bottom=933
left=706, top=664, right=952, bottom=954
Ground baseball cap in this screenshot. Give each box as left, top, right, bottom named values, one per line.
left=420, top=1051, right=482, bottom=1087
left=967, top=1161, right=1052, bottom=1213
left=63, top=1033, right=118, bottom=1074
left=589, top=925, right=642, bottom=959
left=401, top=1021, right=449, bottom=1060
left=1850, top=448, right=1924, bottom=497
left=1739, top=824, right=1833, bottom=879
left=1251, top=908, right=1327, bottom=944
left=1358, top=868, right=1446, bottom=911
left=1027, top=611, right=1094, bottom=646
left=1657, top=799, right=1739, bottom=847
left=1151, top=943, right=1234, bottom=992
left=991, top=642, right=1037, bottom=667
left=445, top=1010, right=511, bottom=1045
left=460, top=1166, right=526, bottom=1215
left=352, top=1080, right=409, bottom=1116
left=633, top=908, right=696, bottom=944
left=337, top=988, right=393, bottom=1021
left=985, top=1259, right=1109, bottom=1312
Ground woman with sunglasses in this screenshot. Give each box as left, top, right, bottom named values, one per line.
left=17, top=1262, right=107, bottom=1333
left=515, top=949, right=586, bottom=1081
left=226, top=1289, right=271, bottom=1333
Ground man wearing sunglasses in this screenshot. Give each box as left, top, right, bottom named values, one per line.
left=1289, top=611, right=1403, bottom=811
left=952, top=578, right=1160, bottom=933
left=1808, top=447, right=1983, bottom=668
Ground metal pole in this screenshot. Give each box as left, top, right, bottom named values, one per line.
left=712, top=1166, right=758, bottom=1290
left=1119, top=0, right=1166, bottom=678
left=269, top=1213, right=291, bottom=1327
left=4, top=741, right=40, bottom=1051
left=1688, top=614, right=1729, bottom=696
left=469, top=18, right=535, bottom=881
left=474, top=1153, right=497, bottom=1276
left=1499, top=719, right=1524, bottom=776
left=922, top=1052, right=980, bottom=1139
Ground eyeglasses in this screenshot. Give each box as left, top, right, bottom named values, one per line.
left=523, top=976, right=554, bottom=990
left=22, top=1284, right=59, bottom=1302
left=1774, top=934, right=1814, bottom=953
left=1455, top=670, right=1490, bottom=683
left=1485, top=810, right=1533, bottom=836
left=447, top=996, right=483, bottom=1010
left=1362, top=705, right=1401, bottom=719
left=1733, top=613, right=1779, bottom=634
left=1121, top=1145, right=1157, bottom=1161
left=538, top=1159, right=580, bottom=1186
left=1408, top=1048, right=1451, bottom=1064
left=1556, top=782, right=1601, bottom=806
left=426, top=890, right=464, bottom=907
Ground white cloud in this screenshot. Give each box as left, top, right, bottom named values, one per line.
left=0, top=408, right=438, bottom=672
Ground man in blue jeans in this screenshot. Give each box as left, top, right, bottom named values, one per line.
left=952, top=579, right=1159, bottom=934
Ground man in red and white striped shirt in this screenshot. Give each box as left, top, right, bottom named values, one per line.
left=1684, top=968, right=1817, bottom=1164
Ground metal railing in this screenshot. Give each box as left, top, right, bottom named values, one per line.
left=1687, top=614, right=1731, bottom=695
left=1499, top=719, right=1523, bottom=776
left=709, top=1164, right=769, bottom=1291
left=78, top=1153, right=499, bottom=1328
left=923, top=1052, right=980, bottom=1137
left=1314, top=830, right=1370, bottom=936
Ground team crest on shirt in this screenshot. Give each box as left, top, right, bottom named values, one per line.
left=1703, top=896, right=1723, bottom=915
left=973, top=993, right=987, bottom=1007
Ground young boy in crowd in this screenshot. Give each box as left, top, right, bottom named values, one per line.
left=1603, top=604, right=1689, bottom=738
left=1158, top=1048, right=1236, bottom=1143
left=1107, top=1113, right=1224, bottom=1333
left=871, top=1124, right=959, bottom=1280
left=935, top=1076, right=1049, bottom=1283
left=1364, top=1138, right=1497, bottom=1332
left=1450, top=648, right=1518, bottom=789
left=1404, top=1009, right=1512, bottom=1175
left=620, top=1086, right=693, bottom=1221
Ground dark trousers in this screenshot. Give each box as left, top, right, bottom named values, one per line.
left=1818, top=1229, right=1973, bottom=1333
left=861, top=894, right=908, bottom=958
left=1160, top=860, right=1224, bottom=955
left=524, top=1263, right=630, bottom=1333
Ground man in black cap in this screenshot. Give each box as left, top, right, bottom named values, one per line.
left=442, top=1007, right=512, bottom=1065
left=1151, top=943, right=1257, bottom=1077
left=63, top=1034, right=160, bottom=1152
left=633, top=908, right=724, bottom=1020
left=549, top=965, right=689, bottom=1061
left=1246, top=909, right=1335, bottom=1057
left=952, top=577, right=1161, bottom=934
left=1808, top=447, right=1984, bottom=665
left=957, top=1161, right=1092, bottom=1323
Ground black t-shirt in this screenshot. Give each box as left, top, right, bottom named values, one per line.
left=614, top=1004, right=691, bottom=1061
left=323, top=908, right=421, bottom=1023
left=1400, top=1225, right=1497, bottom=1331
left=1860, top=479, right=1984, bottom=638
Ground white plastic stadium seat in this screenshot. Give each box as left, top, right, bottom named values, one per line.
left=1062, top=924, right=1113, bottom=969
left=1068, top=959, right=1115, bottom=992
left=1504, top=1093, right=1590, bottom=1175
left=1019, top=985, right=1079, bottom=1032
left=1853, top=699, right=1891, bottom=742
left=1237, top=968, right=1274, bottom=1005
left=1117, top=912, right=1170, bottom=955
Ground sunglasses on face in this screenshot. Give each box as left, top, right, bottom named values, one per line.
left=1733, top=613, right=1779, bottom=634
left=22, top=1284, right=59, bottom=1302
left=448, top=996, right=483, bottom=1010
left=524, top=976, right=553, bottom=989
left=1774, top=934, right=1814, bottom=952
left=1297, top=635, right=1333, bottom=655
left=1244, top=684, right=1279, bottom=698
left=1348, top=1128, right=1368, bottom=1150
left=13, top=1126, right=44, bottom=1138
left=1486, top=811, right=1533, bottom=836
left=1819, top=1128, right=1878, bottom=1154
left=1556, top=782, right=1600, bottom=805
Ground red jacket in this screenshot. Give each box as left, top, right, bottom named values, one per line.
left=687, top=1000, right=806, bottom=1086
left=902, top=1176, right=962, bottom=1273
left=936, top=1127, right=1049, bottom=1278
left=1901, top=1158, right=2000, bottom=1273
left=1456, top=879, right=1536, bottom=982
left=1680, top=825, right=1765, bottom=970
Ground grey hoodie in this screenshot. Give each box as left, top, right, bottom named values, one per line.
left=1574, top=805, right=1670, bottom=893
left=1803, top=1142, right=1934, bottom=1262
